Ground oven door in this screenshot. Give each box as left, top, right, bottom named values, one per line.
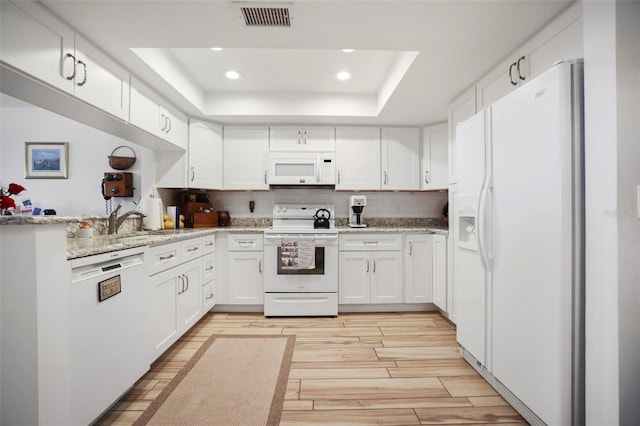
left=264, top=233, right=338, bottom=292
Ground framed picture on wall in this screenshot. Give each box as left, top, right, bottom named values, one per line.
left=24, top=142, right=69, bottom=179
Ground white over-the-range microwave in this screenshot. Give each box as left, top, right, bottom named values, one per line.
left=268, top=152, right=336, bottom=186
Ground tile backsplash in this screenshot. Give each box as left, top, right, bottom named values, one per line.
left=160, top=188, right=448, bottom=220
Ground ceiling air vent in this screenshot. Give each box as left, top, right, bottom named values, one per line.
left=241, top=7, right=291, bottom=27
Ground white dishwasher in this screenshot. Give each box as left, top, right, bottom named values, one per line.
left=69, top=247, right=149, bottom=425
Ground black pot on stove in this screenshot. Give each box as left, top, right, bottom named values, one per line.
left=313, top=208, right=331, bottom=229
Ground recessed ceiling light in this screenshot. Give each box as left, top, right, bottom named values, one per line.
left=336, top=71, right=351, bottom=81
left=210, top=47, right=223, bottom=51
left=341, top=49, right=355, bottom=53
left=225, top=70, right=240, bottom=80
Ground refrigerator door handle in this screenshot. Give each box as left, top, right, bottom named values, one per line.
left=477, top=176, right=492, bottom=271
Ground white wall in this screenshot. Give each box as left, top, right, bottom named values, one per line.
left=584, top=1, right=640, bottom=424
left=0, top=94, right=156, bottom=216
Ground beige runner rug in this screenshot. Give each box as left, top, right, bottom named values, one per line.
left=134, top=335, right=296, bottom=426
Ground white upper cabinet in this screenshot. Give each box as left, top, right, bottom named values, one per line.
left=447, top=87, right=477, bottom=185
left=223, top=126, right=270, bottom=190
left=381, top=127, right=421, bottom=190
left=73, top=35, right=130, bottom=121
left=335, top=127, right=381, bottom=190
left=475, top=2, right=582, bottom=111
left=1, top=0, right=130, bottom=121
left=188, top=121, right=223, bottom=190
left=1, top=1, right=75, bottom=93
left=421, top=123, right=448, bottom=191
left=130, top=76, right=188, bottom=150
left=269, top=126, right=336, bottom=151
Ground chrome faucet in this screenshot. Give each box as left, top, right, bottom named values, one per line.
left=108, top=204, right=147, bottom=234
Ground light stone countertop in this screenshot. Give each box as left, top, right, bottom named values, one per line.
left=1, top=215, right=447, bottom=259
left=67, top=225, right=448, bottom=259
left=66, top=226, right=264, bottom=259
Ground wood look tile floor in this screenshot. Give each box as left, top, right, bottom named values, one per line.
left=96, top=312, right=527, bottom=425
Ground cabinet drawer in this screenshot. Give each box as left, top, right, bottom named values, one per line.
left=148, top=241, right=181, bottom=275
left=339, top=233, right=403, bottom=251
left=203, top=281, right=215, bottom=311
left=227, top=233, right=264, bottom=251
left=202, top=252, right=215, bottom=282
left=202, top=234, right=216, bottom=254
left=181, top=237, right=203, bottom=262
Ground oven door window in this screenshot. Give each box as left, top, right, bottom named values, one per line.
left=277, top=246, right=325, bottom=275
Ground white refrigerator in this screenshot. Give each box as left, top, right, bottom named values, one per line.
left=454, top=61, right=584, bottom=426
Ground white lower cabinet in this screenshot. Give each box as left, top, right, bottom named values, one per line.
left=149, top=257, right=202, bottom=361
left=404, top=234, right=434, bottom=303
left=202, top=252, right=216, bottom=311
left=227, top=233, right=264, bottom=304
left=147, top=236, right=215, bottom=362
left=432, top=234, right=448, bottom=311
left=338, top=234, right=403, bottom=304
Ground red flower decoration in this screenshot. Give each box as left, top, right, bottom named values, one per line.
left=0, top=195, right=17, bottom=210
left=8, top=183, right=26, bottom=195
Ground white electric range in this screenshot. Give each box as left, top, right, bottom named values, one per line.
left=263, top=204, right=338, bottom=317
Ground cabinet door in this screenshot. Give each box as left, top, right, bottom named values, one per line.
left=421, top=123, right=448, bottom=190
left=404, top=234, right=433, bottom=303
left=203, top=281, right=215, bottom=312
left=189, top=121, right=223, bottom=189
left=525, top=5, right=582, bottom=80
left=228, top=252, right=263, bottom=304
left=161, top=103, right=189, bottom=150
left=149, top=270, right=179, bottom=361
left=202, top=253, right=215, bottom=283
left=370, top=252, right=403, bottom=304
left=73, top=35, right=130, bottom=121
left=177, top=261, right=202, bottom=333
left=269, top=127, right=303, bottom=151
left=223, top=126, right=269, bottom=190
left=302, top=126, right=336, bottom=151
left=475, top=55, right=522, bottom=112
left=447, top=185, right=457, bottom=324
left=270, top=126, right=335, bottom=151
left=381, top=127, right=420, bottom=190
left=1, top=1, right=75, bottom=93
left=130, top=77, right=162, bottom=138
left=432, top=234, right=448, bottom=311
left=447, top=87, right=477, bottom=185
left=335, top=127, right=381, bottom=190
left=338, top=252, right=370, bottom=304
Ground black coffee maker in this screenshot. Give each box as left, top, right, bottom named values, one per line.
left=349, top=195, right=367, bottom=228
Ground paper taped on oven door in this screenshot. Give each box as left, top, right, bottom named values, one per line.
left=279, top=239, right=315, bottom=269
